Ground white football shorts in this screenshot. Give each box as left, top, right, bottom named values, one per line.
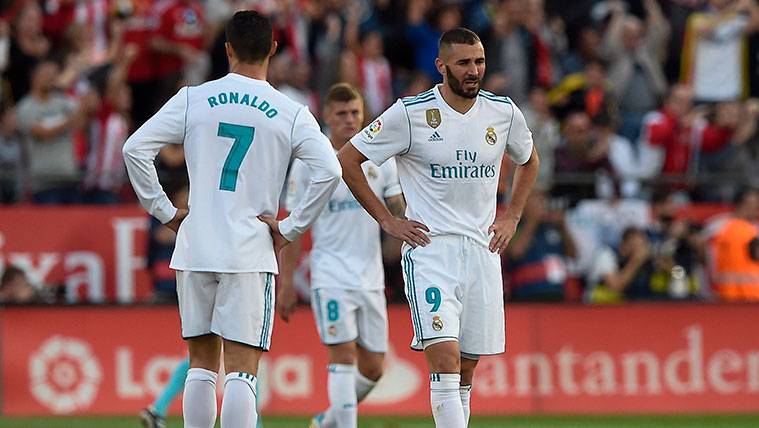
left=176, top=271, right=275, bottom=350
left=311, top=288, right=388, bottom=353
left=401, top=235, right=505, bottom=355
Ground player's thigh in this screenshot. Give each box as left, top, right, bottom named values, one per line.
left=355, top=289, right=389, bottom=354
left=459, top=245, right=505, bottom=356
left=212, top=272, right=276, bottom=350
left=311, top=288, right=360, bottom=346
left=177, top=270, right=218, bottom=339
left=401, top=241, right=463, bottom=351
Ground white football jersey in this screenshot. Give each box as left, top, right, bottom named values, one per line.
left=123, top=73, right=341, bottom=273
left=286, top=156, right=402, bottom=290
left=351, top=85, right=533, bottom=247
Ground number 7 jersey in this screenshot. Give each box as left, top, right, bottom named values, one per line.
left=123, top=73, right=341, bottom=273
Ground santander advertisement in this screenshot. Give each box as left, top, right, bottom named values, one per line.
left=3, top=304, right=759, bottom=416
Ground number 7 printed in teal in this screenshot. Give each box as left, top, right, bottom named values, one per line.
left=218, top=122, right=255, bottom=191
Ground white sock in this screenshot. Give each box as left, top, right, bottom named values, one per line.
left=460, top=384, right=472, bottom=426
left=183, top=368, right=218, bottom=428
left=221, top=372, right=258, bottom=428
left=326, top=363, right=357, bottom=428
left=430, top=373, right=466, bottom=428
left=355, top=370, right=378, bottom=402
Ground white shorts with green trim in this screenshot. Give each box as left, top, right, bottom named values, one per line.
left=176, top=271, right=275, bottom=350
left=401, top=235, right=505, bottom=355
left=311, top=288, right=388, bottom=353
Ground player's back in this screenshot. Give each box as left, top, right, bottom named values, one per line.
left=172, top=73, right=303, bottom=273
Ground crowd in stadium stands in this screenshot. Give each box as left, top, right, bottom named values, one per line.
left=0, top=0, right=758, bottom=304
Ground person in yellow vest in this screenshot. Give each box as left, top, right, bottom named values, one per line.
left=708, top=188, right=759, bottom=301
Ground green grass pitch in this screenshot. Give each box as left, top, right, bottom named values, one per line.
left=1, top=415, right=758, bottom=428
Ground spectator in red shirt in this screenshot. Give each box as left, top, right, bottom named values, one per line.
left=120, top=0, right=160, bottom=127
left=639, top=84, right=705, bottom=182
left=150, top=0, right=207, bottom=104
left=696, top=99, right=759, bottom=200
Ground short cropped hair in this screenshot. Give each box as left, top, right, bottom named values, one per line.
left=325, top=83, right=363, bottom=106
left=0, top=266, right=25, bottom=287
left=439, top=27, right=481, bottom=50
left=225, top=10, right=273, bottom=63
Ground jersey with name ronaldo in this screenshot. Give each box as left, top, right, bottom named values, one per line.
left=286, top=157, right=401, bottom=290
left=123, top=73, right=339, bottom=273
left=351, top=85, right=533, bottom=247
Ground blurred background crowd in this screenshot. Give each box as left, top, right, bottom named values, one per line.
left=0, top=0, right=758, bottom=306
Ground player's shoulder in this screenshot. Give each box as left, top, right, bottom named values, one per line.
left=399, top=88, right=436, bottom=110
left=477, top=89, right=513, bottom=107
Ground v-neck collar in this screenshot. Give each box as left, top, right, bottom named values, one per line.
left=432, top=84, right=479, bottom=118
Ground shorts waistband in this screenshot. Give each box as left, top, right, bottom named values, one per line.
left=407, top=234, right=490, bottom=248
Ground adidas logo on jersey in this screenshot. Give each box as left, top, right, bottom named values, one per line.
left=428, top=131, right=444, bottom=142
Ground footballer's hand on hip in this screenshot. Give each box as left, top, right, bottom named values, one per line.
left=488, top=216, right=519, bottom=254
left=165, top=208, right=189, bottom=234
left=258, top=215, right=290, bottom=252
left=380, top=216, right=430, bottom=248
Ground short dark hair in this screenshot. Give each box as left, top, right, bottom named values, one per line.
left=325, top=83, right=363, bottom=106
left=621, top=227, right=643, bottom=242
left=1, top=266, right=25, bottom=288
left=439, top=27, right=481, bottom=51
left=225, top=10, right=273, bottom=63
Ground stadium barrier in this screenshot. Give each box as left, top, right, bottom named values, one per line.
left=0, top=204, right=730, bottom=305
left=2, top=303, right=758, bottom=416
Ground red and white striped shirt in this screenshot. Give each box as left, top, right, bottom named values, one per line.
left=85, top=103, right=129, bottom=191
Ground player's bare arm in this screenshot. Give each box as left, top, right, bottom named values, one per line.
left=385, top=194, right=407, bottom=219
left=338, top=143, right=430, bottom=247
left=488, top=146, right=539, bottom=254
left=275, top=233, right=302, bottom=322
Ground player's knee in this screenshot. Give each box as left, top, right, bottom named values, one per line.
left=460, top=364, right=477, bottom=385
left=359, top=363, right=384, bottom=381
left=427, top=351, right=461, bottom=373
left=327, top=342, right=357, bottom=365
left=188, top=335, right=222, bottom=371
left=460, top=356, right=478, bottom=378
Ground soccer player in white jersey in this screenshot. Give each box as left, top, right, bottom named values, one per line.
left=122, top=11, right=341, bottom=428
left=279, top=83, right=406, bottom=428
left=337, top=28, right=539, bottom=427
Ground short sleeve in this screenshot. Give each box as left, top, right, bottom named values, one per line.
left=379, top=157, right=402, bottom=198
left=505, top=102, right=534, bottom=165
left=350, top=99, right=410, bottom=166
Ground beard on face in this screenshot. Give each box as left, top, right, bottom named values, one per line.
left=445, top=65, right=480, bottom=99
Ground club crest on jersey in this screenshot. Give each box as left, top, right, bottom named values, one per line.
left=426, top=108, right=442, bottom=129
left=364, top=118, right=383, bottom=140
left=366, top=166, right=378, bottom=180
left=432, top=315, right=444, bottom=331
left=328, top=325, right=337, bottom=337
left=485, top=126, right=497, bottom=145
